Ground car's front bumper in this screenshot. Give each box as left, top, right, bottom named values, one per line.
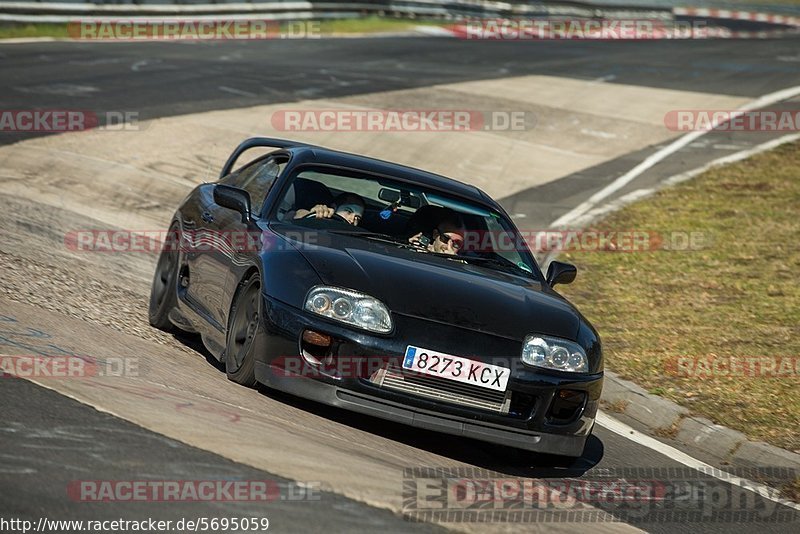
left=256, top=294, right=603, bottom=457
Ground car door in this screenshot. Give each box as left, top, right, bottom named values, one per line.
left=182, top=182, right=240, bottom=331
left=197, top=155, right=285, bottom=330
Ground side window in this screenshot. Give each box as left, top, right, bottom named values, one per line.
left=220, top=156, right=286, bottom=216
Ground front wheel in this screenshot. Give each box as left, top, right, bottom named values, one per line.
left=225, top=274, right=261, bottom=387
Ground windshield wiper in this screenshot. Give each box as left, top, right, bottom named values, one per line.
left=327, top=230, right=390, bottom=237
left=327, top=232, right=530, bottom=273
left=454, top=255, right=533, bottom=275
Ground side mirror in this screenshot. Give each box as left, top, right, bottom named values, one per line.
left=546, top=261, right=577, bottom=287
left=214, top=184, right=252, bottom=223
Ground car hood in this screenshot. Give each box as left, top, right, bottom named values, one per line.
left=282, top=230, right=581, bottom=341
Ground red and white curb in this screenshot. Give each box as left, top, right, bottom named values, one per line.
left=673, top=7, right=800, bottom=27
left=438, top=6, right=800, bottom=40
left=442, top=24, right=800, bottom=40
left=674, top=6, right=800, bottom=39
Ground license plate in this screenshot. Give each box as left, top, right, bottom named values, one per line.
left=402, top=345, right=509, bottom=392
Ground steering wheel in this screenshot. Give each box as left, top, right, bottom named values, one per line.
left=303, top=212, right=350, bottom=224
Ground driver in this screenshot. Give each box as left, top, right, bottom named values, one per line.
left=408, top=209, right=465, bottom=255
left=293, top=193, right=365, bottom=226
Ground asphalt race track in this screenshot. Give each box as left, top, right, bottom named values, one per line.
left=2, top=35, right=800, bottom=533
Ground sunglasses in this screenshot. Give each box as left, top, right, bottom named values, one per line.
left=436, top=228, right=463, bottom=250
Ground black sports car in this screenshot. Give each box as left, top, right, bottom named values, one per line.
left=149, top=137, right=603, bottom=458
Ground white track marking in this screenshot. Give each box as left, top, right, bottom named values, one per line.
left=554, top=132, right=800, bottom=232
left=597, top=412, right=800, bottom=512
left=581, top=128, right=618, bottom=139
left=218, top=85, right=256, bottom=97
left=712, top=143, right=746, bottom=150
left=551, top=84, right=800, bottom=228
left=14, top=83, right=100, bottom=97
left=663, top=132, right=800, bottom=187
left=131, top=59, right=159, bottom=72
left=0, top=37, right=58, bottom=44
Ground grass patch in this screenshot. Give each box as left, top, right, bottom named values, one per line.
left=652, top=423, right=682, bottom=440
left=0, top=23, right=70, bottom=39
left=600, top=399, right=630, bottom=414
left=781, top=477, right=800, bottom=502
left=317, top=16, right=441, bottom=34
left=0, top=17, right=442, bottom=40
left=560, top=141, right=800, bottom=452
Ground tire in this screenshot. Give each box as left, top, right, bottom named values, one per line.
left=225, top=273, right=261, bottom=387
left=148, top=224, right=179, bottom=331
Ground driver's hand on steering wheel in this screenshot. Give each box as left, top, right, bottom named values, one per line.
left=309, top=204, right=335, bottom=219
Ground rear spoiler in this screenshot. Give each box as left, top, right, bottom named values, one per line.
left=219, top=137, right=313, bottom=179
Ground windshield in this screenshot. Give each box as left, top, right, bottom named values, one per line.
left=272, top=166, right=540, bottom=278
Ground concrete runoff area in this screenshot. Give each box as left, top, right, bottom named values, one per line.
left=0, top=299, right=644, bottom=534
left=0, top=74, right=746, bottom=232
left=0, top=377, right=444, bottom=534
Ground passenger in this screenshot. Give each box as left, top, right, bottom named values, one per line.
left=294, top=193, right=365, bottom=226
left=408, top=209, right=465, bottom=255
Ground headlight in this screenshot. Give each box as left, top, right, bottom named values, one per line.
left=304, top=286, right=392, bottom=334
left=521, top=335, right=588, bottom=373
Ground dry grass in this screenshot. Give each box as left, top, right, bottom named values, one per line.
left=600, top=399, right=630, bottom=413
left=560, top=141, right=800, bottom=452
left=0, top=23, right=70, bottom=39
left=0, top=18, right=442, bottom=40
left=781, top=477, right=800, bottom=502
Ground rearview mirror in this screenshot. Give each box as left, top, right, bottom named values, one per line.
left=378, top=188, right=400, bottom=203
left=546, top=261, right=577, bottom=287
left=214, top=184, right=252, bottom=223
